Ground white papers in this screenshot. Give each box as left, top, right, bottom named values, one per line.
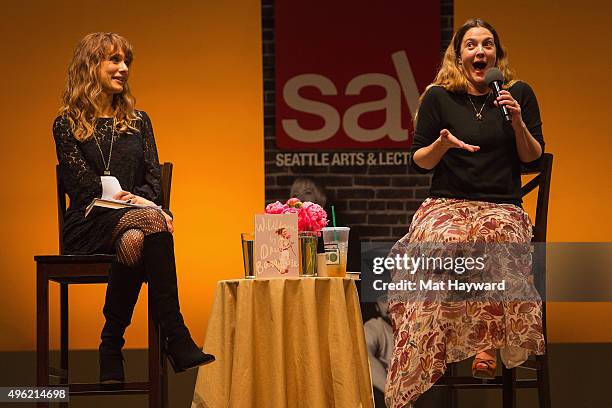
left=90, top=176, right=161, bottom=217
left=101, top=176, right=122, bottom=200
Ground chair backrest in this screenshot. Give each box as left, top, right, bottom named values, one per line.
left=520, top=153, right=553, bottom=308
left=520, top=153, right=554, bottom=243
left=56, top=162, right=173, bottom=253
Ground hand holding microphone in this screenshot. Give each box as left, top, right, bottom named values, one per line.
left=485, top=67, right=522, bottom=125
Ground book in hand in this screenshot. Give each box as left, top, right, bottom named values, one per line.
left=85, top=175, right=161, bottom=217
left=85, top=198, right=160, bottom=217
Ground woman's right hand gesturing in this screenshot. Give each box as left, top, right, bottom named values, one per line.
left=412, top=129, right=480, bottom=170
left=438, top=129, right=480, bottom=152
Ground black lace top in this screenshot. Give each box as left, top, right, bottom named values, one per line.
left=53, top=111, right=162, bottom=254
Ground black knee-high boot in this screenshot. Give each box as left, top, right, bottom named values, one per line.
left=99, top=262, right=144, bottom=382
left=143, top=231, right=215, bottom=372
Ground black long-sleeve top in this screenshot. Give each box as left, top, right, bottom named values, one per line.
left=410, top=81, right=545, bottom=205
left=53, top=111, right=162, bottom=254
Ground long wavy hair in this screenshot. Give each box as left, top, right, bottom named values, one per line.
left=425, top=19, right=517, bottom=97
left=59, top=32, right=138, bottom=141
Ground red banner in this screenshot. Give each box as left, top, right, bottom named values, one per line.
left=275, top=0, right=440, bottom=150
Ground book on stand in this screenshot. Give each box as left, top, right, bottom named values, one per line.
left=254, top=213, right=299, bottom=278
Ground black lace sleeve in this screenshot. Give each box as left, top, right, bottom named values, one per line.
left=53, top=116, right=102, bottom=209
left=133, top=111, right=162, bottom=205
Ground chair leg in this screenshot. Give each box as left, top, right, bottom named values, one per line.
left=60, top=283, right=69, bottom=378
left=538, top=301, right=552, bottom=408
left=447, top=363, right=458, bottom=408
left=536, top=354, right=552, bottom=408
left=149, top=294, right=161, bottom=408
left=162, top=358, right=169, bottom=408
left=36, top=264, right=49, bottom=408
left=502, top=366, right=517, bottom=408
left=59, top=283, right=69, bottom=408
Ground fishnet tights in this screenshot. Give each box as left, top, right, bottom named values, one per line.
left=111, top=208, right=168, bottom=266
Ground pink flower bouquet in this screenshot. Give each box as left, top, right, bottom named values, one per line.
left=265, top=198, right=328, bottom=232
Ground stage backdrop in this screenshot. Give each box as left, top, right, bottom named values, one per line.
left=276, top=0, right=439, bottom=150
left=0, top=0, right=263, bottom=351
left=267, top=0, right=440, bottom=264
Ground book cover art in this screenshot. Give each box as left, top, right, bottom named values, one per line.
left=254, top=213, right=299, bottom=278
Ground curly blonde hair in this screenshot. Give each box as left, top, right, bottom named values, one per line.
left=425, top=19, right=518, bottom=96
left=59, top=32, right=138, bottom=141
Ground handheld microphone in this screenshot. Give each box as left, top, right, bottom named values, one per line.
left=485, top=68, right=512, bottom=122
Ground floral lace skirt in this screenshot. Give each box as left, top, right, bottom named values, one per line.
left=384, top=198, right=546, bottom=408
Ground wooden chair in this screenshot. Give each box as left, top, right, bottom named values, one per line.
left=436, top=153, right=554, bottom=408
left=35, top=163, right=173, bottom=408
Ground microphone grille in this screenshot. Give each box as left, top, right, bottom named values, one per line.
left=485, top=67, right=504, bottom=85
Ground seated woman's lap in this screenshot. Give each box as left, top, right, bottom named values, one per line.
left=468, top=202, right=532, bottom=244
left=397, top=198, right=536, bottom=325
left=407, top=198, right=531, bottom=244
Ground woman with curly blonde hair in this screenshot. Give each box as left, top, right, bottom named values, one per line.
left=385, top=19, right=545, bottom=407
left=53, top=32, right=214, bottom=383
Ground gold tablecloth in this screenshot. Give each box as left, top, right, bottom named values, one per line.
left=191, top=278, right=374, bottom=408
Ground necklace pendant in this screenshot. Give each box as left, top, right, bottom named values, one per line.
left=103, top=170, right=111, bottom=176
left=476, top=113, right=483, bottom=121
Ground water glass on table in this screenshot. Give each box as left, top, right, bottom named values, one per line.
left=241, top=233, right=255, bottom=279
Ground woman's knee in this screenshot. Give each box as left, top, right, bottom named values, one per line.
left=472, top=211, right=531, bottom=243
left=139, top=208, right=168, bottom=232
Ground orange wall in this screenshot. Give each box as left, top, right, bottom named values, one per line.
left=456, top=0, right=612, bottom=342
left=0, top=1, right=263, bottom=351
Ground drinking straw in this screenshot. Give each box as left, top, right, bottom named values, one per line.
left=331, top=205, right=338, bottom=241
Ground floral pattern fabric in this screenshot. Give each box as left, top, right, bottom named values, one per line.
left=385, top=198, right=545, bottom=408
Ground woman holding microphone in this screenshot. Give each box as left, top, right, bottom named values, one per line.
left=385, top=19, right=545, bottom=407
